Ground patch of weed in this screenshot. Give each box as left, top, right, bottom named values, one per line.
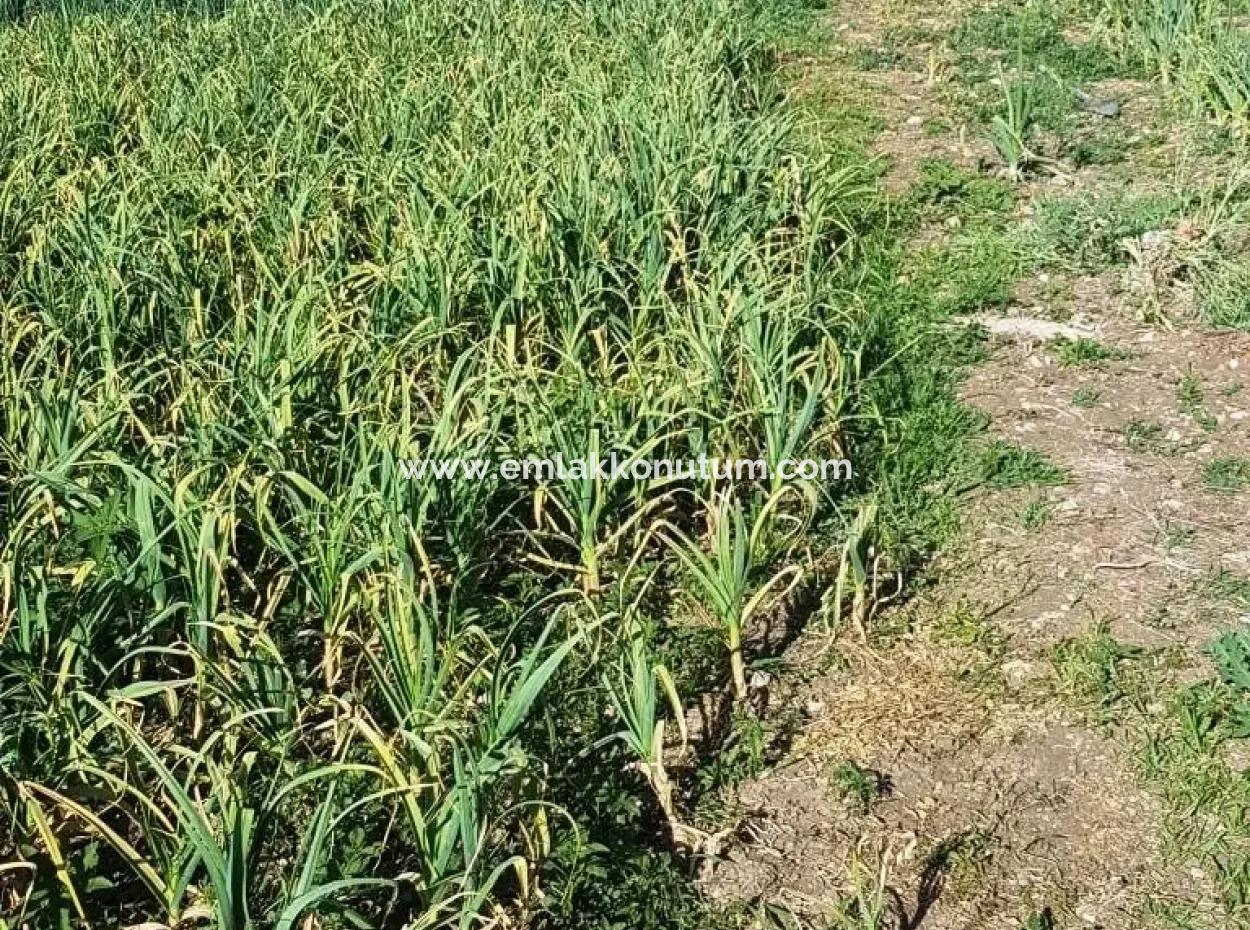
left=1204, top=569, right=1250, bottom=610
left=911, top=157, right=1016, bottom=222
left=1019, top=496, right=1054, bottom=530
left=934, top=601, right=1005, bottom=653
left=1052, top=622, right=1144, bottom=714
left=855, top=262, right=993, bottom=565
left=1135, top=678, right=1250, bottom=915
left=952, top=2, right=1123, bottom=84
left=848, top=44, right=910, bottom=71
left=949, top=1, right=1128, bottom=140
left=1066, top=138, right=1124, bottom=168
left=1178, top=372, right=1205, bottom=412
left=1211, top=628, right=1250, bottom=693
left=932, top=829, right=995, bottom=898
left=1030, top=192, right=1187, bottom=272
left=795, top=93, right=887, bottom=163
left=912, top=231, right=1025, bottom=315
left=1124, top=417, right=1164, bottom=452
left=1023, top=909, right=1057, bottom=930
left=882, top=24, right=938, bottom=47
left=659, top=625, right=730, bottom=697
left=828, top=760, right=889, bottom=813
left=1071, top=386, right=1103, bottom=407
left=1052, top=336, right=1130, bottom=367
left=1162, top=522, right=1197, bottom=549
left=1198, top=259, right=1250, bottom=330
left=1176, top=372, right=1219, bottom=430
left=545, top=849, right=724, bottom=930
left=1204, top=456, right=1250, bottom=493
left=979, top=441, right=1067, bottom=488
left=695, top=713, right=767, bottom=798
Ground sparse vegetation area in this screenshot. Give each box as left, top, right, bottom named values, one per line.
left=1205, top=569, right=1250, bottom=611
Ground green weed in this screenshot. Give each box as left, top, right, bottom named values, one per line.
left=1072, top=386, right=1104, bottom=407
left=1023, top=910, right=1057, bottom=930
left=1163, top=522, right=1198, bottom=548
left=1204, top=569, right=1250, bottom=609
left=954, top=2, right=1123, bottom=83
left=951, top=0, right=1126, bottom=144
left=912, top=231, right=1025, bottom=315
left=1177, top=373, right=1220, bottom=432
left=1052, top=622, right=1144, bottom=713
left=1205, top=456, right=1250, bottom=492
left=1198, top=259, right=1250, bottom=329
left=979, top=441, right=1068, bottom=488
left=1019, top=497, right=1054, bottom=530
left=1030, top=192, right=1187, bottom=272
left=911, top=158, right=1016, bottom=221
left=828, top=760, right=888, bottom=813
left=1178, top=372, right=1205, bottom=411
left=1053, top=337, right=1131, bottom=366
left=1124, top=417, right=1165, bottom=451
left=934, top=602, right=1005, bottom=653
left=942, top=829, right=995, bottom=897
left=849, top=44, right=910, bottom=71
left=695, top=714, right=768, bottom=801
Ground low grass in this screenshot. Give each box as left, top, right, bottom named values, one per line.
left=947, top=0, right=1132, bottom=172
left=933, top=601, right=1005, bottom=653
left=1138, top=630, right=1250, bottom=913
left=911, top=230, right=1024, bottom=315
left=1047, top=617, right=1250, bottom=911
left=1162, top=521, right=1198, bottom=548
left=1204, top=568, right=1250, bottom=609
left=908, top=0, right=1250, bottom=918
left=1198, top=259, right=1250, bottom=329
left=1178, top=372, right=1205, bottom=411
left=1051, top=623, right=1152, bottom=718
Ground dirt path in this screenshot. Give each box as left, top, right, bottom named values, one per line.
left=700, top=1, right=1250, bottom=926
